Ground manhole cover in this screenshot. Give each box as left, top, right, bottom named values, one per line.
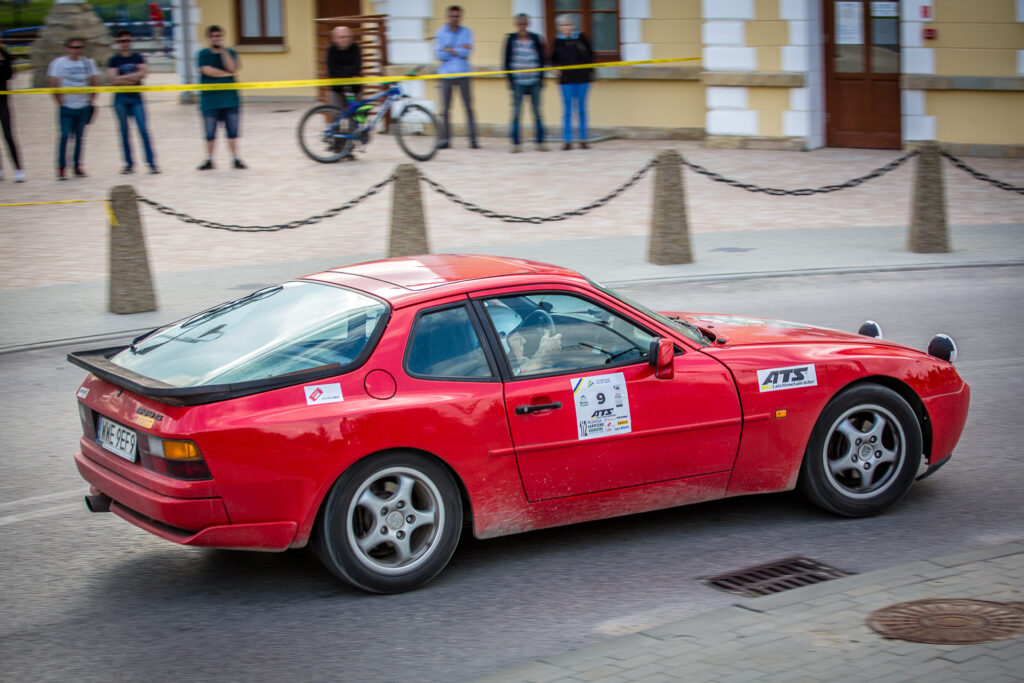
left=703, top=557, right=851, bottom=597
left=868, top=599, right=1024, bottom=645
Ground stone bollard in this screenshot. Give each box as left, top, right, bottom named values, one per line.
left=108, top=185, right=157, bottom=314
left=389, top=163, right=430, bottom=257
left=648, top=149, right=693, bottom=265
left=907, top=141, right=950, bottom=253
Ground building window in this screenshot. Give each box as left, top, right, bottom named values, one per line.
left=545, top=0, right=620, bottom=61
left=237, top=0, right=284, bottom=44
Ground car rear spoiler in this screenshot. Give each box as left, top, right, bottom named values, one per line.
left=67, top=346, right=344, bottom=406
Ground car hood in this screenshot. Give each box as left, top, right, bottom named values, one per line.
left=665, top=312, right=897, bottom=348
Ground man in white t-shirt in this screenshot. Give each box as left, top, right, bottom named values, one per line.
left=47, top=38, right=99, bottom=179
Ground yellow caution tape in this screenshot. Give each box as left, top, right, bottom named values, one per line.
left=0, top=199, right=105, bottom=207
left=0, top=57, right=700, bottom=96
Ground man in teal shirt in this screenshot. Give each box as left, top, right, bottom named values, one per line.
left=197, top=25, right=245, bottom=170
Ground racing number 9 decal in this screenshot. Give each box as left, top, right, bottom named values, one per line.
left=571, top=372, right=631, bottom=441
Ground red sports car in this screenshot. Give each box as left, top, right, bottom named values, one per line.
left=69, top=255, right=969, bottom=593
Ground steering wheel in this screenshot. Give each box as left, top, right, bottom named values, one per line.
left=513, top=308, right=555, bottom=357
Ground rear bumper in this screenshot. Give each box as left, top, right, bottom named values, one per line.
left=75, top=450, right=296, bottom=551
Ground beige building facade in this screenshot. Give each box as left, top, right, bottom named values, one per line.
left=179, top=0, right=1024, bottom=155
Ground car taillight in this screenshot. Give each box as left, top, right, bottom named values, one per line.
left=140, top=436, right=212, bottom=480
left=79, top=402, right=97, bottom=439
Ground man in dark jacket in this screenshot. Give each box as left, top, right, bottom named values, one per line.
left=327, top=26, right=362, bottom=110
left=503, top=13, right=546, bottom=153
left=550, top=14, right=593, bottom=150
left=0, top=40, right=25, bottom=181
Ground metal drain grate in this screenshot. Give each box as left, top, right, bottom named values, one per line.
left=703, top=556, right=851, bottom=597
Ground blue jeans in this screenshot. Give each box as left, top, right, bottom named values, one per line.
left=559, top=82, right=590, bottom=143
left=114, top=97, right=155, bottom=168
left=510, top=81, right=544, bottom=145
left=57, top=105, right=90, bottom=170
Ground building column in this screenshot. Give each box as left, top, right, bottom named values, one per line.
left=702, top=0, right=758, bottom=138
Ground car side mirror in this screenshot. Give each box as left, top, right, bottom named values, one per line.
left=648, top=338, right=675, bottom=379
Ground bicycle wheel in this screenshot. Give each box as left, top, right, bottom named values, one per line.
left=393, top=104, right=441, bottom=162
left=297, top=105, right=354, bottom=163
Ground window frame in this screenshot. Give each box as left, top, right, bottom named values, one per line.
left=235, top=0, right=285, bottom=45
left=545, top=0, right=620, bottom=62
left=472, top=290, right=660, bottom=382
left=403, top=302, right=501, bottom=382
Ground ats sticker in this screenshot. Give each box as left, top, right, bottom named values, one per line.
left=571, top=372, right=631, bottom=440
left=305, top=383, right=344, bottom=406
left=757, top=364, right=817, bottom=392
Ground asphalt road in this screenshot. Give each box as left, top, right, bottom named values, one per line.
left=1, top=266, right=1021, bottom=682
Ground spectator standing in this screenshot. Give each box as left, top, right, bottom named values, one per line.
left=434, top=5, right=478, bottom=149
left=550, top=14, right=593, bottom=150
left=47, top=38, right=99, bottom=179
left=197, top=25, right=245, bottom=170
left=326, top=26, right=362, bottom=110
left=0, top=37, right=25, bottom=182
left=108, top=30, right=158, bottom=174
left=503, top=13, right=546, bottom=153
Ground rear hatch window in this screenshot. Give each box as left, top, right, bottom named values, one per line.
left=111, top=281, right=388, bottom=387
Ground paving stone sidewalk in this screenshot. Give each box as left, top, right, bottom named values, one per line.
left=477, top=542, right=1024, bottom=683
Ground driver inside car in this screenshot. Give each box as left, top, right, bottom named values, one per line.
left=507, top=326, right=562, bottom=375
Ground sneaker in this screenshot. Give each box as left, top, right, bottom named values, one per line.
left=14, top=170, right=25, bottom=182
left=470, top=141, right=481, bottom=149
left=233, top=158, right=247, bottom=169
left=148, top=165, right=160, bottom=174
left=197, top=159, right=214, bottom=170
left=438, top=142, right=449, bottom=149
left=580, top=141, right=590, bottom=150
left=121, top=166, right=134, bottom=175
left=57, top=168, right=67, bottom=181
left=561, top=142, right=572, bottom=151
left=536, top=143, right=549, bottom=152
left=511, top=144, right=521, bottom=154
left=74, top=167, right=87, bottom=177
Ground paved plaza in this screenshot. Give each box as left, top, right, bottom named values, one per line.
left=1, top=70, right=1022, bottom=293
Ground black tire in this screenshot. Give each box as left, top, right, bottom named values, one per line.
left=799, top=384, right=922, bottom=517
left=393, top=103, right=441, bottom=161
left=297, top=105, right=353, bottom=163
left=316, top=452, right=462, bottom=593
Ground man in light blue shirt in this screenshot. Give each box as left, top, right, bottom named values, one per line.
left=434, top=5, right=479, bottom=149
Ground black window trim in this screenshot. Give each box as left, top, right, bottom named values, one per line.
left=402, top=301, right=501, bottom=383
left=469, top=288, right=665, bottom=383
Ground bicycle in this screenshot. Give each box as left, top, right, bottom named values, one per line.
left=297, top=67, right=441, bottom=163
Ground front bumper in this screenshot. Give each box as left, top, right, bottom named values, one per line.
left=75, top=446, right=296, bottom=551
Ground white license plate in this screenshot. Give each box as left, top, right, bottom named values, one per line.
left=97, top=416, right=138, bottom=462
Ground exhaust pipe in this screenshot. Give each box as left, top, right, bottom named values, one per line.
left=85, top=493, right=112, bottom=513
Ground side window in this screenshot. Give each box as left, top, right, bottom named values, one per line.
left=481, top=293, right=656, bottom=377
left=406, top=305, right=493, bottom=379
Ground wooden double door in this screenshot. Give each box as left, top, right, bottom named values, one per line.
left=825, top=1, right=902, bottom=149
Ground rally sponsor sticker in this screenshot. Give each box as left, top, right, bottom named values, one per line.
left=304, top=383, right=344, bottom=406
left=571, top=372, right=631, bottom=440
left=757, top=364, right=817, bottom=392
left=76, top=386, right=89, bottom=399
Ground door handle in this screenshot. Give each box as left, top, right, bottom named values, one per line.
left=515, top=402, right=562, bottom=415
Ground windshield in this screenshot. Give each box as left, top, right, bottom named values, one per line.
left=112, top=282, right=388, bottom=387
left=586, top=278, right=708, bottom=346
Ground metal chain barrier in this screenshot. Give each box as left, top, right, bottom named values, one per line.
left=418, top=158, right=658, bottom=224
left=680, top=150, right=918, bottom=196
left=137, top=174, right=396, bottom=232
left=941, top=151, right=1024, bottom=195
